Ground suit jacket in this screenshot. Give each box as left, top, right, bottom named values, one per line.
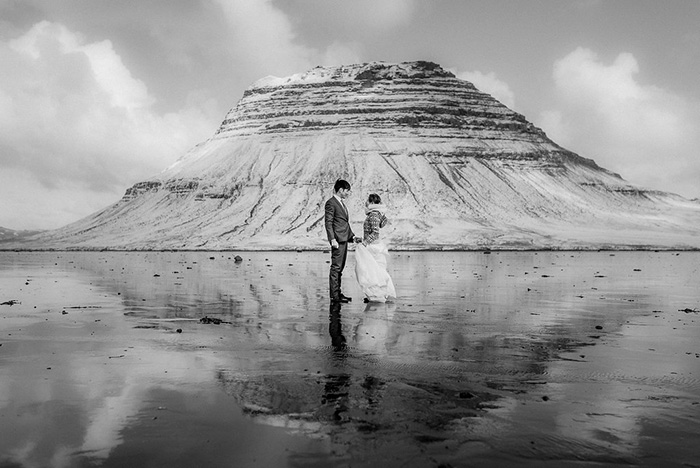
left=325, top=196, right=355, bottom=243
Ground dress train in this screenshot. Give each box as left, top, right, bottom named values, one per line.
left=354, top=242, right=396, bottom=303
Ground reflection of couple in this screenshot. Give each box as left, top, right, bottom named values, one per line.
left=324, top=179, right=396, bottom=304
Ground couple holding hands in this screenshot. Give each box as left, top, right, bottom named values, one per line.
left=324, top=179, right=396, bottom=304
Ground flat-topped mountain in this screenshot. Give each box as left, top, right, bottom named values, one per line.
left=9, top=61, right=700, bottom=250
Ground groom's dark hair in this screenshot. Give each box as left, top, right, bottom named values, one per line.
left=334, top=179, right=351, bottom=192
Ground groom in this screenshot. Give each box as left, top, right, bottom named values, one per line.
left=325, top=179, right=361, bottom=303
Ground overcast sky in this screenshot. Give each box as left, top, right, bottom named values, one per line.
left=1, top=0, right=699, bottom=230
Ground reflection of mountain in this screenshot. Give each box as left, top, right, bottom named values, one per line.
left=213, top=301, right=508, bottom=452
left=3, top=250, right=697, bottom=464
left=11, top=61, right=700, bottom=250
left=214, top=366, right=502, bottom=441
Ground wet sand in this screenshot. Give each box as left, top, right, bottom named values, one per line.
left=1, top=250, right=699, bottom=467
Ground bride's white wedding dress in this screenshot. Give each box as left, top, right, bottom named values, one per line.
left=355, top=242, right=396, bottom=302
left=354, top=205, right=396, bottom=303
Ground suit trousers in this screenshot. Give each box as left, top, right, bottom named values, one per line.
left=329, top=241, right=348, bottom=300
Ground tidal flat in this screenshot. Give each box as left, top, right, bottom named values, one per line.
left=0, top=250, right=698, bottom=467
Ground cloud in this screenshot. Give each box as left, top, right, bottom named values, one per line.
left=320, top=41, right=363, bottom=67
left=213, top=0, right=417, bottom=73
left=0, top=1, right=369, bottom=231
left=214, top=0, right=315, bottom=77
left=538, top=47, right=700, bottom=199
left=453, top=69, right=516, bottom=109
left=214, top=0, right=370, bottom=79
left=0, top=21, right=218, bottom=230
left=339, top=0, right=417, bottom=30
left=0, top=167, right=119, bottom=231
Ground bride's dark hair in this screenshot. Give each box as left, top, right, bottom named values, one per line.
left=368, top=193, right=381, bottom=204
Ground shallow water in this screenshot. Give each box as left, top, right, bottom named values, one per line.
left=0, top=250, right=698, bottom=467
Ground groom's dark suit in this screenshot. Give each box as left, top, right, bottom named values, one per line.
left=325, top=195, right=355, bottom=301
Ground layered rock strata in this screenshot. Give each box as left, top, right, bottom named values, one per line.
left=14, top=61, right=700, bottom=250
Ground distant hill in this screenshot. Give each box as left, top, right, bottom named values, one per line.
left=0, top=226, right=44, bottom=243
left=6, top=61, right=700, bottom=250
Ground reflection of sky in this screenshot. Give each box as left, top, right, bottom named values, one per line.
left=0, top=268, right=226, bottom=466
left=1, top=251, right=699, bottom=466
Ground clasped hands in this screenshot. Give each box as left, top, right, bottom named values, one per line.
left=330, top=237, right=362, bottom=249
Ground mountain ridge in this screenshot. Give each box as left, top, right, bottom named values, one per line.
left=6, top=61, right=700, bottom=250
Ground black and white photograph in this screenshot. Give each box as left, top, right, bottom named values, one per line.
left=1, top=1, right=699, bottom=466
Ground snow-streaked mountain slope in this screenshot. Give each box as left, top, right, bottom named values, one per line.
left=15, top=61, right=700, bottom=250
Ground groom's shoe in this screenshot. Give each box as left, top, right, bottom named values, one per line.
left=340, top=294, right=352, bottom=302
left=331, top=296, right=350, bottom=303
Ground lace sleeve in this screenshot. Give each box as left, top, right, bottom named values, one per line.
left=364, top=212, right=381, bottom=244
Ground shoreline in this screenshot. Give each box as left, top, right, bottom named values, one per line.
left=2, top=246, right=699, bottom=252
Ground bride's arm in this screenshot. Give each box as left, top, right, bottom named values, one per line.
left=364, top=213, right=381, bottom=244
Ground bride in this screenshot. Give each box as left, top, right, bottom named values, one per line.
left=354, top=193, right=396, bottom=303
